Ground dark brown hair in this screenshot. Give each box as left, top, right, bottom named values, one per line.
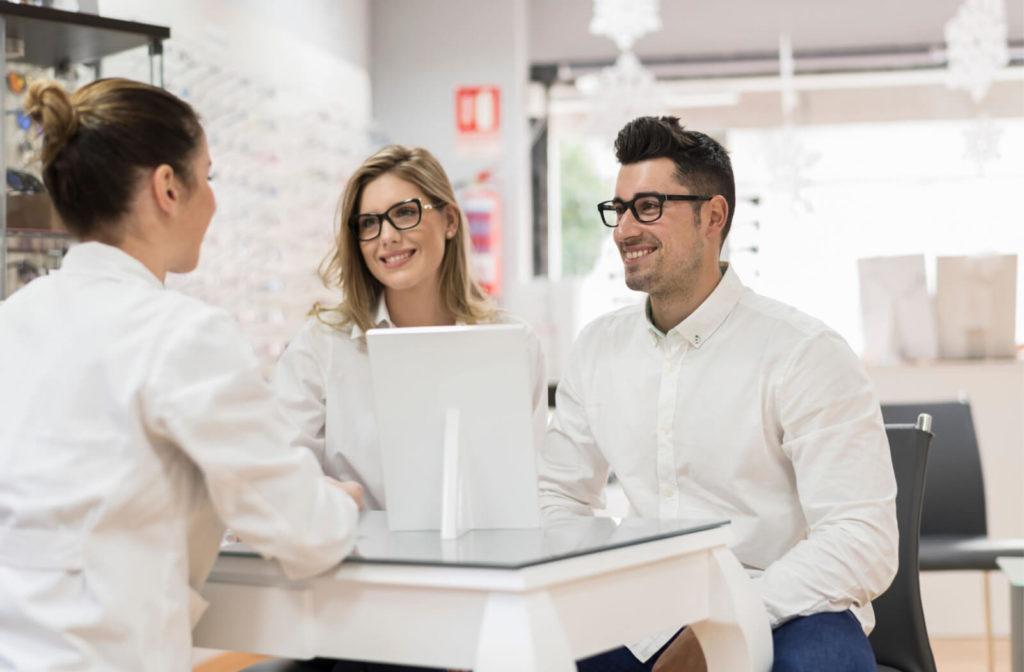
left=614, top=115, right=736, bottom=246
left=24, top=78, right=203, bottom=241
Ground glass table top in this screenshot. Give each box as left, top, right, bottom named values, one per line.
left=998, top=557, right=1024, bottom=587
left=223, top=511, right=729, bottom=569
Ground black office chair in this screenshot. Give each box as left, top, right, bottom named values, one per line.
left=880, top=400, right=1024, bottom=671
left=870, top=418, right=936, bottom=672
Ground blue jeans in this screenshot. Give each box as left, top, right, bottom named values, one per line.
left=576, top=610, right=876, bottom=672
left=771, top=610, right=876, bottom=672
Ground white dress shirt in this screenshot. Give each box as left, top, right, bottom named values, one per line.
left=0, top=242, right=359, bottom=672
left=274, top=301, right=548, bottom=510
left=541, top=264, right=898, bottom=661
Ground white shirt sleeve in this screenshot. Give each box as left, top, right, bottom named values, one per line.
left=538, top=334, right=611, bottom=519
left=273, top=320, right=330, bottom=468
left=756, top=330, right=899, bottom=627
left=145, top=308, right=358, bottom=580
left=522, top=320, right=551, bottom=467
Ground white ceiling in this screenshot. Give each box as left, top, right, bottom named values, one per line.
left=529, top=0, right=1024, bottom=64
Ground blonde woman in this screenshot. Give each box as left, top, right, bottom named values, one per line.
left=274, top=145, right=547, bottom=512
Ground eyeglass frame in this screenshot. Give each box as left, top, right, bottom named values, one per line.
left=597, top=192, right=713, bottom=228
left=349, top=197, right=446, bottom=241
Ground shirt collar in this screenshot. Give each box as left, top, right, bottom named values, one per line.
left=57, top=241, right=164, bottom=289
left=349, top=296, right=473, bottom=338
left=645, top=262, right=745, bottom=349
left=350, top=296, right=395, bottom=340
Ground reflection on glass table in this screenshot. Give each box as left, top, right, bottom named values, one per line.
left=222, top=510, right=729, bottom=568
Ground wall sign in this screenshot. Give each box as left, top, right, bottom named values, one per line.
left=455, top=86, right=501, bottom=157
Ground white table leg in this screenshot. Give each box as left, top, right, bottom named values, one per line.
left=474, top=590, right=575, bottom=672
left=689, top=547, right=773, bottom=672
left=1012, top=584, right=1023, bottom=672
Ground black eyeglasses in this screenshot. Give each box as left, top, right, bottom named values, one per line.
left=6, top=168, right=44, bottom=194
left=597, top=192, right=712, bottom=228
left=350, top=197, right=445, bottom=241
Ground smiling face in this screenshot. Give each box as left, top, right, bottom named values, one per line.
left=612, top=157, right=713, bottom=301
left=357, top=172, right=456, bottom=297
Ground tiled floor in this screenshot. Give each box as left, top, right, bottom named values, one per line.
left=192, top=651, right=267, bottom=672
left=931, top=637, right=1011, bottom=672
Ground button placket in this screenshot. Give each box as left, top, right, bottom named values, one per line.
left=655, top=338, right=684, bottom=518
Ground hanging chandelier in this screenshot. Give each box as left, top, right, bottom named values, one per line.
left=577, top=0, right=666, bottom=140
left=944, top=0, right=1010, bottom=102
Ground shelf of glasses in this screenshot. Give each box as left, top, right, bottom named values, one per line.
left=4, top=227, right=72, bottom=239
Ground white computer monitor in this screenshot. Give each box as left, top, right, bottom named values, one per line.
left=366, top=324, right=541, bottom=536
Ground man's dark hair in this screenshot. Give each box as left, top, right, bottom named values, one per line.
left=614, top=116, right=736, bottom=246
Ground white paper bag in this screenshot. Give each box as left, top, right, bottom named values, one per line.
left=858, top=254, right=939, bottom=365
left=935, top=254, right=1017, bottom=359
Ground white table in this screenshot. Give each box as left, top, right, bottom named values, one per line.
left=998, top=557, right=1024, bottom=672
left=193, top=512, right=772, bottom=671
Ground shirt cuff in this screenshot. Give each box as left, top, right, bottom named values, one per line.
left=625, top=627, right=677, bottom=663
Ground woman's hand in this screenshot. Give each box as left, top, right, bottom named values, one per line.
left=326, top=477, right=365, bottom=511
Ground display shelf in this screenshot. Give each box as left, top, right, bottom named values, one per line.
left=0, top=3, right=168, bottom=298
left=5, top=227, right=71, bottom=239
left=1, top=2, right=168, bottom=68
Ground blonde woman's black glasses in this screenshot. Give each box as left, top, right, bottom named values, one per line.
left=350, top=198, right=445, bottom=241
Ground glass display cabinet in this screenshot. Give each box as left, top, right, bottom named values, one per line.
left=0, top=1, right=169, bottom=298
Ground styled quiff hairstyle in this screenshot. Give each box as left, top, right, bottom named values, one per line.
left=614, top=115, right=736, bottom=247
left=312, top=145, right=494, bottom=333
left=24, top=77, right=203, bottom=242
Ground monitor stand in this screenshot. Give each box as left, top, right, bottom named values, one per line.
left=440, top=408, right=469, bottom=539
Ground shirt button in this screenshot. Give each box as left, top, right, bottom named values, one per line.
left=660, top=426, right=670, bottom=435
left=663, top=488, right=675, bottom=497
left=694, top=335, right=701, bottom=345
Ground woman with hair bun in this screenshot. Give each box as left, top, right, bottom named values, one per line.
left=0, top=78, right=364, bottom=671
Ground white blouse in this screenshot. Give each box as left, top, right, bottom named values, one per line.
left=274, top=300, right=548, bottom=510
left=0, top=242, right=359, bottom=672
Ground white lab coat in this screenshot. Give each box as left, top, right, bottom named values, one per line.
left=0, top=242, right=359, bottom=672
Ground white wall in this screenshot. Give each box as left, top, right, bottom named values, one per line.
left=95, top=0, right=374, bottom=374
left=100, top=0, right=370, bottom=105
left=369, top=0, right=533, bottom=300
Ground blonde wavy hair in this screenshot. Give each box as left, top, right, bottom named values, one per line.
left=313, top=145, right=495, bottom=332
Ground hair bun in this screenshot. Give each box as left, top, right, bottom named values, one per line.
left=24, top=79, right=80, bottom=168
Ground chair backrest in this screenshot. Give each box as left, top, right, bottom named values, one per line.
left=869, top=422, right=937, bottom=672
left=879, top=401, right=986, bottom=537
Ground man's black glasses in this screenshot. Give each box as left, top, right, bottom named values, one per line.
left=350, top=198, right=445, bottom=241
left=597, top=192, right=712, bottom=228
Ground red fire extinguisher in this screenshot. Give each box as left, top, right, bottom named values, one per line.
left=460, top=171, right=502, bottom=297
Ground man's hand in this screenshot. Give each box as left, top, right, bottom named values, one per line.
left=652, top=628, right=706, bottom=672
left=326, top=477, right=364, bottom=511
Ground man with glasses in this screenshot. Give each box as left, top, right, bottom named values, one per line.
left=540, top=116, right=897, bottom=672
